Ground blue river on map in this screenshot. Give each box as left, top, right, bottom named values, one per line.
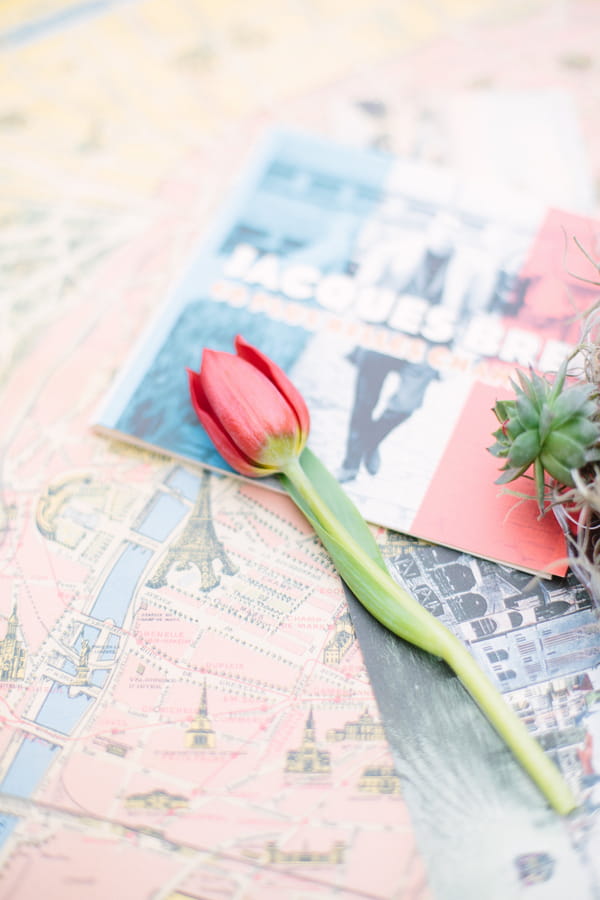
left=61, top=658, right=77, bottom=676
left=0, top=737, right=59, bottom=849
left=134, top=491, right=188, bottom=541
left=0, top=542, right=153, bottom=849
left=99, top=632, right=120, bottom=659
left=35, top=683, right=94, bottom=735
left=78, top=625, right=100, bottom=646
left=90, top=669, right=108, bottom=687
left=166, top=466, right=202, bottom=501
left=89, top=541, right=152, bottom=626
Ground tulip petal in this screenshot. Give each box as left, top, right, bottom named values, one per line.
left=234, top=335, right=310, bottom=449
left=199, top=350, right=299, bottom=467
left=187, top=368, right=268, bottom=477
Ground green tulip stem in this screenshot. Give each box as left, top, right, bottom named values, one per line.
left=281, top=455, right=578, bottom=816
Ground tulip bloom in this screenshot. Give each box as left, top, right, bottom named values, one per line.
left=188, top=335, right=309, bottom=477
left=188, top=335, right=578, bottom=816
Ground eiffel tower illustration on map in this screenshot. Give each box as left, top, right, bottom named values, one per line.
left=147, top=471, right=237, bottom=591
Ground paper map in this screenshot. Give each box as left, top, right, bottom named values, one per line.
left=3, top=2, right=600, bottom=899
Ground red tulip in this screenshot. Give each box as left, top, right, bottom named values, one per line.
left=187, top=335, right=310, bottom=477
left=186, top=334, right=577, bottom=815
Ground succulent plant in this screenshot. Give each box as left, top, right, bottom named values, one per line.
left=489, top=361, right=600, bottom=510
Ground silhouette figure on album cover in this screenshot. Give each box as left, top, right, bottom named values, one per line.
left=338, top=215, right=455, bottom=483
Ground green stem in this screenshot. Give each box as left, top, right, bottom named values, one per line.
left=281, top=456, right=578, bottom=816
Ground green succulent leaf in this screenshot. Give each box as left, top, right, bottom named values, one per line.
left=505, top=418, right=524, bottom=440
left=495, top=464, right=531, bottom=485
left=493, top=399, right=512, bottom=423
left=489, top=437, right=509, bottom=458
left=538, top=405, right=554, bottom=444
left=545, top=430, right=588, bottom=468
left=548, top=360, right=569, bottom=402
left=522, top=368, right=551, bottom=410
left=552, top=383, right=597, bottom=425
left=559, top=416, right=600, bottom=446
left=539, top=450, right=575, bottom=487
left=515, top=392, right=540, bottom=430
left=515, top=370, right=538, bottom=403
left=507, top=429, right=541, bottom=467
left=534, top=458, right=546, bottom=509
